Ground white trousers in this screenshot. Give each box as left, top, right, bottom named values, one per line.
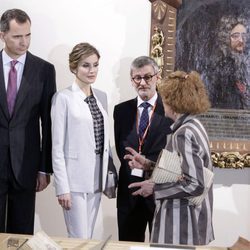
left=63, top=153, right=103, bottom=238
left=63, top=191, right=102, bottom=239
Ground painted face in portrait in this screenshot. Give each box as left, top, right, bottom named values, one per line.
left=131, top=65, right=158, bottom=101
left=0, top=19, right=31, bottom=59
left=230, top=23, right=247, bottom=53
left=75, top=54, right=99, bottom=85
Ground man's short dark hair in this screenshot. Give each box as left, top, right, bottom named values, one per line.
left=0, top=9, right=31, bottom=32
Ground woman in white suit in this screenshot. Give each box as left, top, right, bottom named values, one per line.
left=51, top=43, right=111, bottom=239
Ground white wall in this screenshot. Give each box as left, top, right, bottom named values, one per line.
left=0, top=0, right=249, bottom=247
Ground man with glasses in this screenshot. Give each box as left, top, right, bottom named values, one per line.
left=113, top=56, right=172, bottom=242
left=205, top=15, right=250, bottom=109
left=230, top=23, right=248, bottom=53
left=214, top=17, right=250, bottom=109
left=175, top=4, right=250, bottom=110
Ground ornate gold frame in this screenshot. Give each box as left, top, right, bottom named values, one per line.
left=148, top=0, right=250, bottom=169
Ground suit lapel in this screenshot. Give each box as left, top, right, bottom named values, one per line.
left=149, top=96, right=165, bottom=132
left=13, top=52, right=34, bottom=117
left=124, top=97, right=164, bottom=152
left=126, top=98, right=139, bottom=150
left=0, top=51, right=10, bottom=120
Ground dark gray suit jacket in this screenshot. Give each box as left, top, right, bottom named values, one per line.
left=0, top=51, right=56, bottom=189
left=114, top=95, right=173, bottom=211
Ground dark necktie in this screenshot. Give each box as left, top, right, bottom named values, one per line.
left=139, top=102, right=151, bottom=139
left=7, top=60, right=18, bottom=116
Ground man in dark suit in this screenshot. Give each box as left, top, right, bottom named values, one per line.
left=0, top=9, right=56, bottom=234
left=113, top=56, right=172, bottom=242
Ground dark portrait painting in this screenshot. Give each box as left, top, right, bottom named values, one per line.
left=174, top=0, right=250, bottom=151
left=175, top=0, right=250, bottom=110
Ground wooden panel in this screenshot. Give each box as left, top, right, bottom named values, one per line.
left=149, top=0, right=180, bottom=78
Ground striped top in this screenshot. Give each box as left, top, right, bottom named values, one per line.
left=151, top=114, right=214, bottom=245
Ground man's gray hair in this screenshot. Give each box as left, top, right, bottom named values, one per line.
left=130, top=56, right=159, bottom=76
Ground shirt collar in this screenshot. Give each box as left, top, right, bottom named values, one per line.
left=137, top=92, right=158, bottom=107
left=2, top=50, right=26, bottom=65
left=72, top=81, right=82, bottom=92
left=171, top=114, right=196, bottom=131
left=72, top=81, right=95, bottom=99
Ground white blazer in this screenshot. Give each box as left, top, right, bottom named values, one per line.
left=51, top=82, right=109, bottom=196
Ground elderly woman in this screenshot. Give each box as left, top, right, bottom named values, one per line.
left=125, top=71, right=214, bottom=245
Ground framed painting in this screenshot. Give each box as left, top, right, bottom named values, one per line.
left=149, top=0, right=250, bottom=168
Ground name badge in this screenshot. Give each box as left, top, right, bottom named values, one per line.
left=131, top=168, right=144, bottom=178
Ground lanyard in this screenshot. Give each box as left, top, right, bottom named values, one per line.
left=137, top=102, right=157, bottom=153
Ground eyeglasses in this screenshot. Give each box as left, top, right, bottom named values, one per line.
left=230, top=32, right=249, bottom=41
left=132, top=73, right=158, bottom=84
